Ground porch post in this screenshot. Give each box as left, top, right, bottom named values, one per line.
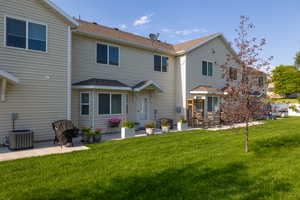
left=1, top=78, right=7, bottom=102
left=204, top=96, right=208, bottom=120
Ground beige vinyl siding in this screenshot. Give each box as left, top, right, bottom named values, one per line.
left=72, top=34, right=177, bottom=131
left=0, top=0, right=69, bottom=141
left=185, top=37, right=230, bottom=99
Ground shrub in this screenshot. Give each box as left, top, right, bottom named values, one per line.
left=178, top=119, right=187, bottom=123
left=82, top=127, right=92, bottom=134
left=145, top=121, right=156, bottom=129
left=95, top=128, right=102, bottom=135
left=122, top=121, right=135, bottom=128
left=161, top=119, right=170, bottom=127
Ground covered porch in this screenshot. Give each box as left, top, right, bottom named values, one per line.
left=72, top=78, right=163, bottom=132
left=186, top=85, right=226, bottom=128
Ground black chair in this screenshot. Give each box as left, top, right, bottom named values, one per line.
left=52, top=120, right=79, bottom=147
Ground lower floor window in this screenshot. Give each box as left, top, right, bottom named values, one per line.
left=207, top=96, right=219, bottom=112
left=80, top=92, right=90, bottom=115
left=99, top=93, right=123, bottom=115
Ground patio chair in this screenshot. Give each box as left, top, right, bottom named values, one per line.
left=194, top=113, right=204, bottom=128
left=52, top=120, right=79, bottom=147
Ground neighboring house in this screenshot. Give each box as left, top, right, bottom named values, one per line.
left=0, top=0, right=268, bottom=141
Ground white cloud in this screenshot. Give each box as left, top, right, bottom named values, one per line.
left=133, top=14, right=154, bottom=26
left=175, top=28, right=207, bottom=36
left=178, top=39, right=188, bottom=43
left=119, top=24, right=127, bottom=29
left=161, top=28, right=172, bottom=33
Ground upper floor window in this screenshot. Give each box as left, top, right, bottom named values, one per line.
left=229, top=67, right=238, bottom=80
left=97, top=43, right=119, bottom=66
left=258, top=77, right=264, bottom=87
left=202, top=61, right=213, bottom=76
left=6, top=17, right=47, bottom=52
left=154, top=55, right=168, bottom=72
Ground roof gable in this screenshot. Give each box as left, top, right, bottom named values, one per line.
left=40, top=0, right=79, bottom=27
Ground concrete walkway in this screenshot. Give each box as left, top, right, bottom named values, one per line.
left=0, top=121, right=264, bottom=162
left=0, top=139, right=89, bottom=162
left=101, top=121, right=265, bottom=141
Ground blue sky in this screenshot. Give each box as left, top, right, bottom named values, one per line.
left=52, top=0, right=300, bottom=67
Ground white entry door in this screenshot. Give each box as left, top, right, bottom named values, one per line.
left=137, top=94, right=150, bottom=127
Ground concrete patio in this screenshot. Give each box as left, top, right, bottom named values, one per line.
left=0, top=121, right=264, bottom=162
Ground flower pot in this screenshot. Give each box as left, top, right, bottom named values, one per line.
left=177, top=122, right=188, bottom=131
left=93, top=135, right=102, bottom=143
left=121, top=128, right=135, bottom=139
left=82, top=135, right=93, bottom=143
left=162, top=126, right=170, bottom=133
left=146, top=128, right=155, bottom=135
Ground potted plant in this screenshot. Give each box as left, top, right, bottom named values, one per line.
left=121, top=121, right=136, bottom=139
left=93, top=128, right=102, bottom=142
left=108, top=118, right=121, bottom=128
left=145, top=121, right=156, bottom=135
left=161, top=119, right=171, bottom=133
left=82, top=127, right=93, bottom=143
left=177, top=118, right=188, bottom=131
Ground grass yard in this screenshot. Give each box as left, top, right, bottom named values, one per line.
left=268, top=98, right=299, bottom=104
left=1, top=118, right=300, bottom=200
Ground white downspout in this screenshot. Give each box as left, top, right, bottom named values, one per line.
left=67, top=26, right=72, bottom=120
left=1, top=78, right=7, bottom=102
left=93, top=90, right=96, bottom=129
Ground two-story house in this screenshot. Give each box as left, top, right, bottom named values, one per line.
left=0, top=0, right=267, bottom=142
left=0, top=0, right=78, bottom=141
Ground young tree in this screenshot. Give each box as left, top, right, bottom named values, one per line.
left=295, top=51, right=300, bottom=68
left=272, top=65, right=300, bottom=96
left=220, top=16, right=272, bottom=152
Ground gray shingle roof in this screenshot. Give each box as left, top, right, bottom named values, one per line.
left=73, top=78, right=130, bottom=88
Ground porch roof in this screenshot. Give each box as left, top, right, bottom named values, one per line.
left=132, top=80, right=163, bottom=92
left=0, top=70, right=19, bottom=102
left=190, top=85, right=225, bottom=95
left=0, top=70, right=19, bottom=84
left=72, top=78, right=132, bottom=91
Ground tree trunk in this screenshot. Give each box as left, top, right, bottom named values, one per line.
left=245, top=121, right=249, bottom=152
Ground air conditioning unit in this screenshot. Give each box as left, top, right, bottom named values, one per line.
left=9, top=130, right=34, bottom=150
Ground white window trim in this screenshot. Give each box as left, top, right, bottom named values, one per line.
left=96, top=42, right=120, bottom=67
left=97, top=92, right=127, bottom=116
left=4, top=15, right=48, bottom=53
left=258, top=77, right=264, bottom=87
left=80, top=92, right=90, bottom=116
left=207, top=96, right=219, bottom=112
left=229, top=67, right=238, bottom=80
left=154, top=55, right=169, bottom=72
left=202, top=60, right=214, bottom=77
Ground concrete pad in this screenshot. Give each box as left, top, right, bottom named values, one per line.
left=0, top=141, right=89, bottom=162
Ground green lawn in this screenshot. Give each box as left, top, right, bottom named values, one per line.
left=268, top=98, right=299, bottom=104
left=1, top=118, right=300, bottom=200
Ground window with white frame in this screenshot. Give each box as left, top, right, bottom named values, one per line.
left=229, top=67, right=238, bottom=80
left=80, top=92, right=90, bottom=115
left=96, top=43, right=119, bottom=66
left=207, top=96, right=219, bottom=112
left=202, top=61, right=213, bottom=76
left=154, top=55, right=168, bottom=72
left=258, top=77, right=264, bottom=87
left=6, top=17, right=47, bottom=52
left=98, top=93, right=124, bottom=115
